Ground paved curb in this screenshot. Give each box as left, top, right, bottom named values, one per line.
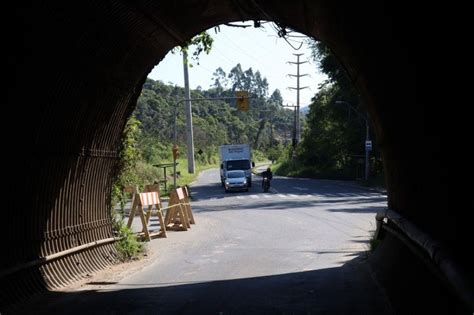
left=266, top=172, right=387, bottom=195
left=320, top=179, right=387, bottom=195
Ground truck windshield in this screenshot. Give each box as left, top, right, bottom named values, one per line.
left=226, top=160, right=250, bottom=170
left=227, top=171, right=245, bottom=178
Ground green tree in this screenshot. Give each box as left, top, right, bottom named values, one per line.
left=134, top=65, right=297, bottom=175
left=111, top=116, right=142, bottom=211
left=211, top=67, right=228, bottom=90
left=269, top=89, right=283, bottom=105
left=175, top=31, right=214, bottom=66
left=291, top=40, right=382, bottom=181
left=228, top=63, right=245, bottom=92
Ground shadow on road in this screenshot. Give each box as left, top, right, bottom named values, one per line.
left=9, top=254, right=393, bottom=315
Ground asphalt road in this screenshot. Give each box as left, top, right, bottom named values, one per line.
left=15, top=167, right=393, bottom=314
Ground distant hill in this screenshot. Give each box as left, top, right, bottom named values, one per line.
left=134, top=78, right=297, bottom=154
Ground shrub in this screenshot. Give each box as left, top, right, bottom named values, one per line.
left=114, top=219, right=145, bottom=261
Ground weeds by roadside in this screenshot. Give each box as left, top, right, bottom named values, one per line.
left=112, top=213, right=146, bottom=261
left=365, top=223, right=380, bottom=258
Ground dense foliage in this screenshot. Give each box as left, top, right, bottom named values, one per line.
left=112, top=36, right=385, bottom=211
left=109, top=62, right=298, bottom=206
left=110, top=116, right=149, bottom=211
left=278, top=40, right=383, bottom=182
left=114, top=220, right=145, bottom=261
left=135, top=64, right=296, bottom=166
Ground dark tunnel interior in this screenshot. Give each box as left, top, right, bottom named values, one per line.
left=2, top=1, right=471, bottom=313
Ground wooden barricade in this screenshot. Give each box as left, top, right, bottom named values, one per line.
left=143, top=184, right=161, bottom=230
left=144, top=184, right=160, bottom=193
left=164, top=187, right=190, bottom=231
left=122, top=185, right=138, bottom=216
left=127, top=190, right=167, bottom=241
left=182, top=185, right=195, bottom=225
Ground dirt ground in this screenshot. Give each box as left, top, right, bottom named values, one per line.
left=56, top=247, right=156, bottom=292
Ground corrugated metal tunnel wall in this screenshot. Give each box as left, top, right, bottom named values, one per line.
left=2, top=0, right=466, bottom=312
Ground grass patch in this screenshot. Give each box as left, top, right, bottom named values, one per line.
left=365, top=224, right=380, bottom=255
left=273, top=160, right=349, bottom=179
left=158, top=158, right=217, bottom=197
left=113, top=216, right=145, bottom=261
left=369, top=237, right=381, bottom=252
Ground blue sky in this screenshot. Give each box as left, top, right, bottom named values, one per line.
left=147, top=21, right=327, bottom=108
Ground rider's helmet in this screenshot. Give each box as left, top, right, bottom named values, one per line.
left=267, top=167, right=271, bottom=172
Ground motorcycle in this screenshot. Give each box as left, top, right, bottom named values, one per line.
left=262, top=177, right=270, bottom=192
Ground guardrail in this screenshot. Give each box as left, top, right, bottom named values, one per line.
left=0, top=237, right=120, bottom=279
left=2, top=185, right=196, bottom=280
left=375, top=208, right=473, bottom=311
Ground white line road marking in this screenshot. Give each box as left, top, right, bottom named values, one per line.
left=293, top=187, right=309, bottom=191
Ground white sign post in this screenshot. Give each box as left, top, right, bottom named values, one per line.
left=365, top=140, right=372, bottom=151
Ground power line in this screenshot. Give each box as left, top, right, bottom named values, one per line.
left=193, top=63, right=215, bottom=75
left=287, top=53, right=309, bottom=145
left=219, top=32, right=273, bottom=67
left=212, top=45, right=239, bottom=66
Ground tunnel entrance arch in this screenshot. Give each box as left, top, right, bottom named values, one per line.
left=4, top=1, right=463, bottom=312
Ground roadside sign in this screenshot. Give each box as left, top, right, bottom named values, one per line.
left=236, top=91, right=249, bottom=111
left=172, top=145, right=179, bottom=160
left=365, top=140, right=372, bottom=150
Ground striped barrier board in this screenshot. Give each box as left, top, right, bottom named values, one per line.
left=164, top=187, right=193, bottom=231
left=127, top=190, right=167, bottom=241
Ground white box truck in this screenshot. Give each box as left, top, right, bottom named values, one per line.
left=220, top=144, right=255, bottom=187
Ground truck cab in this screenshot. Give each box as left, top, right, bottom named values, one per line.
left=220, top=159, right=254, bottom=187
left=219, top=144, right=254, bottom=187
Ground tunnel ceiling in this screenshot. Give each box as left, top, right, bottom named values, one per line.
left=3, top=0, right=462, bottom=311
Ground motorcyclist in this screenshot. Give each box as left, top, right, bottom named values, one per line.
left=261, top=167, right=273, bottom=188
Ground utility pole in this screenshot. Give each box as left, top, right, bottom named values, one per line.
left=183, top=50, right=195, bottom=174
left=365, top=112, right=370, bottom=181
left=173, top=105, right=178, bottom=188
left=172, top=94, right=254, bottom=184
left=288, top=53, right=308, bottom=145
left=283, top=104, right=297, bottom=149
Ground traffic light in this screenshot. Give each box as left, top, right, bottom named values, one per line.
left=172, top=145, right=179, bottom=160
left=236, top=91, right=249, bottom=111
